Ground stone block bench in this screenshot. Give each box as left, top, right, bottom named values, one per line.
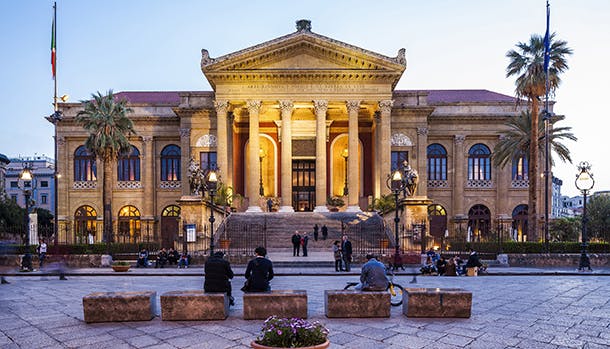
left=324, top=290, right=390, bottom=318
left=82, top=291, right=156, bottom=323
left=161, top=290, right=229, bottom=321
left=243, top=290, right=307, bottom=320
left=403, top=288, right=472, bottom=318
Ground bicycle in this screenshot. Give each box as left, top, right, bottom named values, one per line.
left=344, top=267, right=404, bottom=306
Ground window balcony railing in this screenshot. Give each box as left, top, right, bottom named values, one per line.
left=159, top=181, right=181, bottom=189
left=511, top=179, right=529, bottom=188
left=427, top=180, right=449, bottom=188
left=466, top=179, right=493, bottom=188
left=73, top=181, right=97, bottom=190
left=117, top=181, right=142, bottom=190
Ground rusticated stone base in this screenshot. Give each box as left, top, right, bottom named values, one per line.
left=324, top=290, right=390, bottom=318
left=243, top=290, right=307, bottom=320
left=403, top=288, right=472, bottom=318
left=82, top=291, right=156, bottom=323
left=161, top=290, right=228, bottom=320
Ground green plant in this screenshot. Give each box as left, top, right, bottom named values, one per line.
left=369, top=194, right=395, bottom=214
left=255, top=316, right=328, bottom=348
left=326, top=196, right=345, bottom=208
left=112, top=261, right=130, bottom=266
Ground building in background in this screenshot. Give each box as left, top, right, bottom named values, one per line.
left=0, top=153, right=9, bottom=196
left=4, top=155, right=55, bottom=216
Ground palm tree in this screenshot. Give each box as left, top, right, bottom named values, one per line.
left=493, top=111, right=576, bottom=168
left=76, top=90, right=135, bottom=243
left=505, top=33, right=572, bottom=240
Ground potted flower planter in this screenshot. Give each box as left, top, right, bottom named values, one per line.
left=111, top=263, right=130, bottom=272
left=251, top=339, right=330, bottom=349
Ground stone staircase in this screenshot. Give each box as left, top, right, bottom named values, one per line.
left=217, top=212, right=388, bottom=254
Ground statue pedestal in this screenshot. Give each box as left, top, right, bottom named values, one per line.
left=176, top=196, right=206, bottom=251
left=401, top=196, right=433, bottom=227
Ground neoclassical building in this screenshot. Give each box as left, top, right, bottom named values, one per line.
left=53, top=20, right=541, bottom=247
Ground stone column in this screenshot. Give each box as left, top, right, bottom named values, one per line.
left=214, top=100, right=230, bottom=186
left=141, top=135, right=155, bottom=218
left=180, top=128, right=191, bottom=196
left=346, top=100, right=361, bottom=212
left=416, top=127, right=428, bottom=197
left=278, top=100, right=295, bottom=212
left=246, top=100, right=263, bottom=212
left=313, top=100, right=329, bottom=212
left=452, top=135, right=466, bottom=216
left=379, top=100, right=393, bottom=196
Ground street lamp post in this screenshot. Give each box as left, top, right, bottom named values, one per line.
left=259, top=148, right=265, bottom=197
left=341, top=148, right=348, bottom=196
left=19, top=163, right=34, bottom=271
left=575, top=161, right=594, bottom=271
left=205, top=169, right=219, bottom=255
left=386, top=169, right=406, bottom=271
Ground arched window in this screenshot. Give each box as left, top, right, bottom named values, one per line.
left=117, top=145, right=140, bottom=181
left=74, top=146, right=97, bottom=181
left=74, top=205, right=97, bottom=243
left=512, top=155, right=529, bottom=180
left=468, top=144, right=491, bottom=180
left=117, top=205, right=141, bottom=242
left=427, top=144, right=447, bottom=181
left=467, top=204, right=491, bottom=242
left=512, top=204, right=528, bottom=242
left=161, top=145, right=181, bottom=181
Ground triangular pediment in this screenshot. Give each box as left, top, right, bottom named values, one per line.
left=201, top=24, right=406, bottom=89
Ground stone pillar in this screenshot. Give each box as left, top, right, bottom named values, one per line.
left=141, top=135, right=155, bottom=217
left=214, top=100, right=230, bottom=186
left=278, top=100, right=295, bottom=212
left=379, top=100, right=393, bottom=196
left=246, top=100, right=263, bottom=212
left=313, top=100, right=329, bottom=212
left=452, top=135, right=465, bottom=216
left=180, top=128, right=191, bottom=196
left=346, top=100, right=361, bottom=212
left=416, top=127, right=428, bottom=197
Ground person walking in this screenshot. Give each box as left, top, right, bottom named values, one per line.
left=244, top=246, right=274, bottom=292
left=302, top=232, right=309, bottom=257
left=332, top=240, right=343, bottom=271
left=37, top=239, right=47, bottom=269
left=321, top=224, right=328, bottom=240
left=204, top=251, right=235, bottom=306
left=313, top=224, right=319, bottom=241
left=341, top=235, right=352, bottom=272
left=291, top=231, right=301, bottom=256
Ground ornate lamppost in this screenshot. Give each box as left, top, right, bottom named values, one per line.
left=259, top=148, right=266, bottom=196
left=575, top=161, right=594, bottom=271
left=205, top=169, right=219, bottom=255
left=341, top=148, right=348, bottom=196
left=19, top=162, right=34, bottom=271
left=386, top=169, right=406, bottom=271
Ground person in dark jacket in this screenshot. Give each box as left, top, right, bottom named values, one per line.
left=244, top=246, right=274, bottom=292
left=204, top=251, right=235, bottom=305
left=341, top=235, right=353, bottom=272
left=465, top=249, right=483, bottom=269
left=291, top=231, right=301, bottom=256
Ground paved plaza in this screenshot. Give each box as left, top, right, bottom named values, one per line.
left=1, top=269, right=609, bottom=349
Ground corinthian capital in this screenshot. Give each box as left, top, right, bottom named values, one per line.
left=278, top=100, right=294, bottom=114
left=313, top=100, right=328, bottom=115
left=346, top=100, right=360, bottom=113
left=378, top=100, right=394, bottom=114
left=246, top=100, right=262, bottom=114
left=213, top=100, right=229, bottom=115
left=454, top=135, right=466, bottom=144
left=416, top=127, right=428, bottom=136
left=180, top=128, right=191, bottom=139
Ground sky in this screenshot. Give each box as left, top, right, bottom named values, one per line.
left=1, top=0, right=608, bottom=197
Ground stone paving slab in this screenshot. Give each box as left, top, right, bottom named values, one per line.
left=1, top=274, right=609, bottom=348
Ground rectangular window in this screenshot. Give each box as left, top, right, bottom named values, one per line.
left=10, top=181, right=18, bottom=188
left=391, top=151, right=408, bottom=171
left=40, top=181, right=49, bottom=188
left=200, top=152, right=217, bottom=170
left=41, top=195, right=48, bottom=204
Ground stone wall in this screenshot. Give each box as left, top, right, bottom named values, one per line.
left=506, top=253, right=610, bottom=267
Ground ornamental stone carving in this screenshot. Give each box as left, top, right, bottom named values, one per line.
left=378, top=100, right=393, bottom=113
left=180, top=128, right=191, bottom=139
left=141, top=136, right=153, bottom=143
left=201, top=49, right=213, bottom=66
left=313, top=100, right=328, bottom=114
left=247, top=100, right=262, bottom=113
left=454, top=135, right=466, bottom=144
left=395, top=48, right=406, bottom=65
left=278, top=100, right=294, bottom=113
left=214, top=100, right=229, bottom=114
left=296, top=19, right=312, bottom=32
left=346, top=100, right=360, bottom=113
left=57, top=136, right=66, bottom=146
left=391, top=133, right=413, bottom=146
left=417, top=127, right=428, bottom=136
left=195, top=134, right=217, bottom=147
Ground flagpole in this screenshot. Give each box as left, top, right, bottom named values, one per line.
left=53, top=1, right=58, bottom=112
left=543, top=0, right=551, bottom=253
left=51, top=1, right=61, bottom=245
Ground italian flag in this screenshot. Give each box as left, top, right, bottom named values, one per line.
left=51, top=3, right=56, bottom=79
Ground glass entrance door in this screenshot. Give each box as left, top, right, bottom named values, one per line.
left=292, top=160, right=315, bottom=212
